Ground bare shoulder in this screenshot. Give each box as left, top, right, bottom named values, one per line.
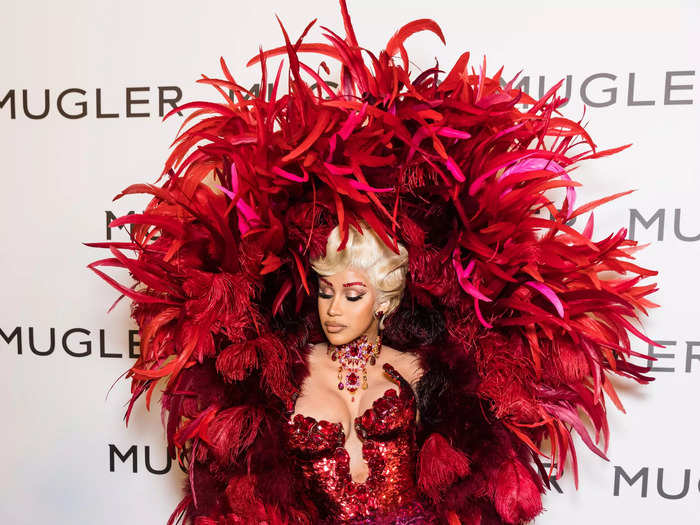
left=308, top=342, right=330, bottom=367
left=381, top=344, right=425, bottom=387
left=310, top=342, right=328, bottom=355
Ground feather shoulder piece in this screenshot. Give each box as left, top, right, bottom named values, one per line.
left=86, top=1, right=659, bottom=523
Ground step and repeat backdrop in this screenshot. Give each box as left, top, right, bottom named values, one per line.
left=2, top=0, right=698, bottom=523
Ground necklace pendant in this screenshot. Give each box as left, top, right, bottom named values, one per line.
left=329, top=334, right=382, bottom=396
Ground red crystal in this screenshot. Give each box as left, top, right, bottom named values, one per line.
left=347, top=372, right=358, bottom=384
left=338, top=382, right=344, bottom=390
left=284, top=364, right=427, bottom=522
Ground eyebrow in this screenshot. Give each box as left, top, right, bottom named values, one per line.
left=318, top=278, right=367, bottom=288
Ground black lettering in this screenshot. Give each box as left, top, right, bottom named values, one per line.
left=144, top=445, right=171, bottom=474
left=647, top=340, right=675, bottom=373
left=664, top=71, right=694, bottom=105
left=627, top=73, right=655, bottom=106
left=96, top=88, right=119, bottom=118
left=126, top=87, right=150, bottom=117
left=158, top=86, right=182, bottom=117
left=685, top=341, right=700, bottom=373
left=539, top=75, right=571, bottom=106
left=581, top=73, right=617, bottom=108
left=548, top=476, right=562, bottom=494
left=657, top=468, right=690, bottom=500
left=29, top=327, right=55, bottom=356
left=541, top=462, right=563, bottom=493
left=673, top=208, right=700, bottom=242
left=245, top=83, right=274, bottom=100
left=128, top=329, right=140, bottom=359
left=0, top=90, right=16, bottom=119
left=99, top=328, right=121, bottom=358
left=57, top=88, right=87, bottom=119
left=0, top=326, right=22, bottom=353
left=62, top=328, right=91, bottom=357
left=106, top=210, right=134, bottom=240
left=629, top=208, right=665, bottom=241
left=513, top=76, right=530, bottom=98
left=614, top=466, right=649, bottom=497
left=109, top=444, right=137, bottom=472
left=23, top=89, right=50, bottom=119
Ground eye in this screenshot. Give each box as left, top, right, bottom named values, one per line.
left=346, top=294, right=365, bottom=302
left=318, top=291, right=333, bottom=299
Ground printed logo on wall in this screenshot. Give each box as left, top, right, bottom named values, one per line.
left=106, top=211, right=135, bottom=240
left=541, top=462, right=565, bottom=494
left=540, top=463, right=700, bottom=500
left=107, top=208, right=700, bottom=243
left=529, top=208, right=700, bottom=240
left=1, top=70, right=695, bottom=119
left=109, top=444, right=184, bottom=475
left=614, top=466, right=700, bottom=500
left=629, top=209, right=700, bottom=242
left=646, top=340, right=700, bottom=373
left=0, top=87, right=184, bottom=119
left=0, top=327, right=140, bottom=358
left=512, top=71, right=695, bottom=108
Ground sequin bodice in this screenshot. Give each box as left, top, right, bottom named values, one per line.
left=285, top=362, right=437, bottom=524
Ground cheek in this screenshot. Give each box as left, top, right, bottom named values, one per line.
left=348, top=297, right=374, bottom=322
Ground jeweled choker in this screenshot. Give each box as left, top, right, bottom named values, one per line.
left=327, top=334, right=382, bottom=402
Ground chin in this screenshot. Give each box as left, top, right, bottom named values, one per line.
left=324, top=330, right=360, bottom=346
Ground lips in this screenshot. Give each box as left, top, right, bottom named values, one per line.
left=325, top=323, right=346, bottom=332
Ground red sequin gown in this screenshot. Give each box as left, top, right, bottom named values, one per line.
left=284, top=362, right=439, bottom=524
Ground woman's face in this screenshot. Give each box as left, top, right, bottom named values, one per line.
left=317, top=266, right=382, bottom=346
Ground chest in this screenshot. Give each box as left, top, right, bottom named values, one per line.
left=291, top=345, right=419, bottom=425
left=284, top=362, right=421, bottom=519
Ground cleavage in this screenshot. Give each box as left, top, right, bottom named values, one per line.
left=288, top=362, right=412, bottom=433
left=287, top=363, right=415, bottom=484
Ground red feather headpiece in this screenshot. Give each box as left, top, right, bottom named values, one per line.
left=86, top=1, right=658, bottom=523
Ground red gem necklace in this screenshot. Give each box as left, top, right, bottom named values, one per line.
left=328, top=334, right=382, bottom=402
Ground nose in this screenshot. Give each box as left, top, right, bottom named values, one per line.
left=327, top=294, right=342, bottom=316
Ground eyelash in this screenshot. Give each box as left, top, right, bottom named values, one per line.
left=318, top=292, right=364, bottom=302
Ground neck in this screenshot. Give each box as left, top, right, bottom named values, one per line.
left=333, top=332, right=380, bottom=348
left=327, top=333, right=383, bottom=399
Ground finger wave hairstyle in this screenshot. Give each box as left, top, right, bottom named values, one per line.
left=311, top=223, right=408, bottom=330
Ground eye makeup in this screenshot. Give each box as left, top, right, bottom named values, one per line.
left=318, top=281, right=366, bottom=302
left=318, top=290, right=366, bottom=300
left=318, top=278, right=367, bottom=289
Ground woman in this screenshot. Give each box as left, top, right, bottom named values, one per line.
left=286, top=223, right=437, bottom=523
left=87, top=1, right=659, bottom=524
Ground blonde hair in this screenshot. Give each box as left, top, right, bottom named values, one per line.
left=310, top=223, right=408, bottom=330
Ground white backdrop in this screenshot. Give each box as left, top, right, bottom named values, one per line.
left=1, top=1, right=698, bottom=524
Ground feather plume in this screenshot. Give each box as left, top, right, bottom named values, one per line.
left=87, top=1, right=659, bottom=522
